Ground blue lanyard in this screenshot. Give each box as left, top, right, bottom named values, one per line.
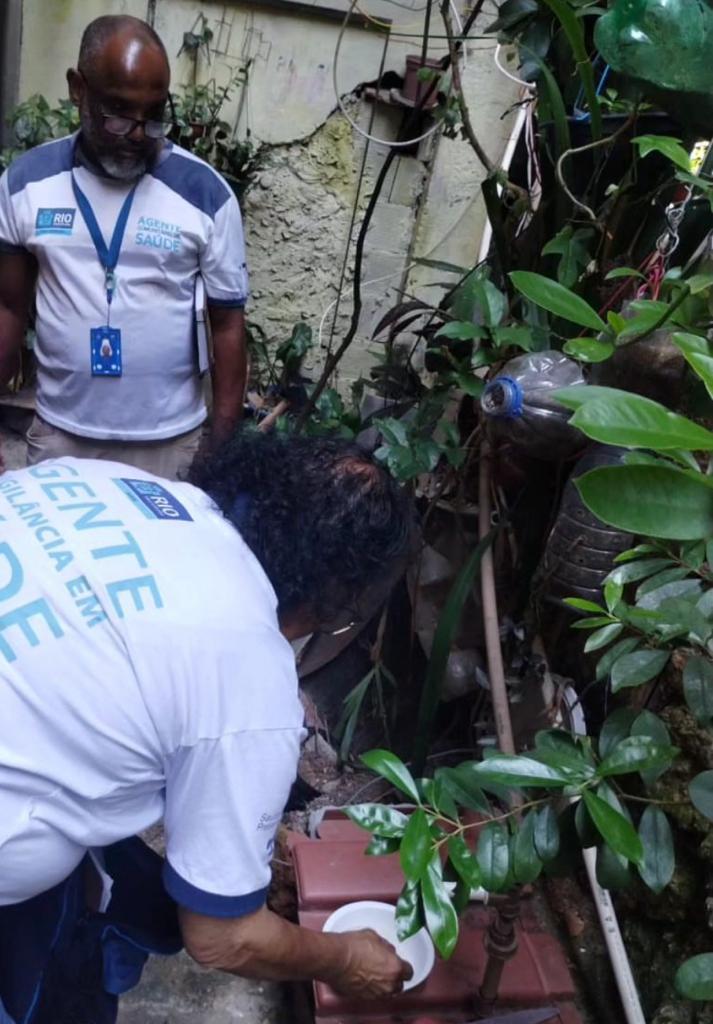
left=71, top=173, right=138, bottom=318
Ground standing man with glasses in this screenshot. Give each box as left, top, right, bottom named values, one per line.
left=0, top=15, right=248, bottom=478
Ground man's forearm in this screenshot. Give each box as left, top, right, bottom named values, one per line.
left=209, top=307, right=247, bottom=448
left=181, top=905, right=349, bottom=985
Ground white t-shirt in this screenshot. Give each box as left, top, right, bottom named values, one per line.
left=0, top=459, right=303, bottom=915
left=0, top=134, right=248, bottom=442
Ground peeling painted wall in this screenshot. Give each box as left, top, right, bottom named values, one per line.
left=15, top=0, right=521, bottom=385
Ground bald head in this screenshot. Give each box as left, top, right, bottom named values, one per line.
left=68, top=16, right=171, bottom=181
left=78, top=16, right=168, bottom=80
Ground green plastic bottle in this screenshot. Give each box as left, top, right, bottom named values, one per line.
left=595, top=0, right=713, bottom=95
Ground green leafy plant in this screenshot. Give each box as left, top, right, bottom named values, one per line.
left=170, top=70, right=256, bottom=198
left=347, top=724, right=690, bottom=956
left=0, top=94, right=80, bottom=171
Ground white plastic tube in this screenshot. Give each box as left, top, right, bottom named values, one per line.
left=563, top=686, right=646, bottom=1024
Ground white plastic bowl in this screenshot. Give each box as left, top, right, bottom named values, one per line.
left=322, top=900, right=435, bottom=991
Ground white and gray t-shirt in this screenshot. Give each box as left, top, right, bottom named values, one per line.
left=0, top=134, right=248, bottom=442
left=0, top=458, right=303, bottom=916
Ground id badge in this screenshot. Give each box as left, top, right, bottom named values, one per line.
left=90, top=326, right=122, bottom=377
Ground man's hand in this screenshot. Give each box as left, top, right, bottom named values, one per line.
left=326, top=928, right=413, bottom=998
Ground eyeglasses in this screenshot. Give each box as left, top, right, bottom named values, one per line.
left=100, top=112, right=173, bottom=140
left=80, top=71, right=176, bottom=140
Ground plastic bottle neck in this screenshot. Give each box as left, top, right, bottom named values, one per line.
left=481, top=376, right=524, bottom=419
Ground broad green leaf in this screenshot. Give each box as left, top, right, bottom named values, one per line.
left=631, top=709, right=670, bottom=746
left=584, top=622, right=623, bottom=652
left=683, top=656, right=713, bottom=724
left=604, top=579, right=624, bottom=612
left=637, top=807, right=675, bottom=894
left=563, top=337, right=614, bottom=363
left=436, top=766, right=490, bottom=814
left=431, top=775, right=460, bottom=819
left=611, top=649, right=669, bottom=691
left=673, top=332, right=713, bottom=399
left=469, top=754, right=571, bottom=788
left=583, top=790, right=643, bottom=863
left=564, top=597, right=606, bottom=613
left=455, top=372, right=485, bottom=398
left=631, top=710, right=673, bottom=786
left=542, top=226, right=595, bottom=288
left=346, top=803, right=409, bottom=837
left=607, top=558, right=674, bottom=585
left=632, top=134, right=691, bottom=171
left=435, top=321, right=487, bottom=341
left=689, top=770, right=713, bottom=821
left=451, top=876, right=470, bottom=914
left=361, top=749, right=421, bottom=804
left=607, top=310, right=628, bottom=333
left=477, top=821, right=510, bottom=891
left=534, top=728, right=593, bottom=768
left=509, top=271, right=606, bottom=331
left=377, top=418, right=409, bottom=447
left=616, top=298, right=686, bottom=344
left=637, top=578, right=703, bottom=611
left=596, top=639, right=640, bottom=682
left=598, top=736, right=677, bottom=777
left=532, top=740, right=593, bottom=790
left=571, top=615, right=618, bottom=629
left=395, top=880, right=423, bottom=941
left=675, top=954, right=713, bottom=1000
left=447, top=833, right=482, bottom=890
left=491, top=325, right=535, bottom=351
left=682, top=540, right=706, bottom=568
left=472, top=278, right=507, bottom=327
left=614, top=544, right=662, bottom=563
left=534, top=805, right=560, bottom=861
left=576, top=465, right=713, bottom=540
left=400, top=809, right=433, bottom=882
left=575, top=799, right=599, bottom=848
left=596, top=842, right=632, bottom=889
left=422, top=855, right=459, bottom=958
left=554, top=384, right=626, bottom=412
left=605, top=266, right=646, bottom=281
left=599, top=708, right=638, bottom=758
left=365, top=835, right=400, bottom=856
left=458, top=755, right=512, bottom=803
left=636, top=567, right=692, bottom=599
left=570, top=394, right=713, bottom=451
left=513, top=813, right=543, bottom=883
left=682, top=275, right=713, bottom=295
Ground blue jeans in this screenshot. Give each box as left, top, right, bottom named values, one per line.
left=0, top=838, right=182, bottom=1024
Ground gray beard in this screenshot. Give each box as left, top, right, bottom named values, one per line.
left=98, top=153, right=147, bottom=181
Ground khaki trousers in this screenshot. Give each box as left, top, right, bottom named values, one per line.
left=25, top=415, right=203, bottom=481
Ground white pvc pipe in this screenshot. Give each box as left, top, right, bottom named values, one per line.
left=563, top=686, right=646, bottom=1024
left=581, top=847, right=646, bottom=1024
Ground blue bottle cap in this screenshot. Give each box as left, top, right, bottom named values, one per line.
left=481, top=376, right=524, bottom=419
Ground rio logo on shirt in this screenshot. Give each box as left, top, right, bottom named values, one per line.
left=114, top=478, right=193, bottom=522
left=35, top=208, right=76, bottom=236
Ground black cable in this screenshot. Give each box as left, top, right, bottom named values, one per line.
left=296, top=0, right=488, bottom=429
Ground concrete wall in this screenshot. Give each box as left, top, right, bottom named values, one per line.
left=14, top=0, right=521, bottom=385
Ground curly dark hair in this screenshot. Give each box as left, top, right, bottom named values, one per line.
left=190, top=430, right=413, bottom=619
